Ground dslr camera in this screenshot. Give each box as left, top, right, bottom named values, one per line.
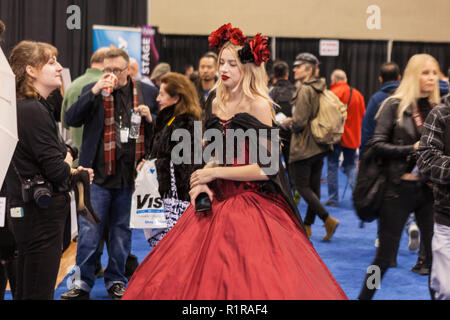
left=21, top=175, right=53, bottom=208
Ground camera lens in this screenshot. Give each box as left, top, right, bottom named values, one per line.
left=34, top=187, right=52, bottom=208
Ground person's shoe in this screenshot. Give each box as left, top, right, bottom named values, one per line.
left=107, top=283, right=126, bottom=300
left=411, top=259, right=430, bottom=275
left=304, top=225, right=312, bottom=238
left=408, top=224, right=420, bottom=251
left=323, top=216, right=339, bottom=241
left=60, top=287, right=90, bottom=300
left=325, top=200, right=338, bottom=207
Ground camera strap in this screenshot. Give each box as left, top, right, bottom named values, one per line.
left=10, top=160, right=26, bottom=185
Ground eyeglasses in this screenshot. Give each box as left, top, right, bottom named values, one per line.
left=103, top=66, right=128, bottom=74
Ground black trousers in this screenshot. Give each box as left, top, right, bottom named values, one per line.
left=289, top=153, right=329, bottom=225
left=9, top=193, right=70, bottom=300
left=358, top=180, right=434, bottom=300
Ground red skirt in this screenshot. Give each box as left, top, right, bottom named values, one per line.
left=123, top=182, right=347, bottom=300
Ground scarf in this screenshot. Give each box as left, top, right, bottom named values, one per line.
left=103, top=78, right=145, bottom=176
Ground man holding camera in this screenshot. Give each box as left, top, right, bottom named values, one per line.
left=63, top=47, right=158, bottom=300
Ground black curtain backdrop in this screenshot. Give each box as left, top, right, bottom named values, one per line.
left=391, top=41, right=450, bottom=78
left=154, top=35, right=450, bottom=103
left=275, top=38, right=388, bottom=102
left=154, top=34, right=211, bottom=74
left=0, top=0, right=147, bottom=79
left=154, top=35, right=389, bottom=102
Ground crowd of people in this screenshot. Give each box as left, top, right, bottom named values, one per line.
left=1, top=19, right=450, bottom=300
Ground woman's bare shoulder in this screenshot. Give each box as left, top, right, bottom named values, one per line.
left=249, top=96, right=273, bottom=126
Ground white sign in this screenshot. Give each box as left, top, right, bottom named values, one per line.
left=319, top=40, right=340, bottom=56
left=0, top=197, right=5, bottom=227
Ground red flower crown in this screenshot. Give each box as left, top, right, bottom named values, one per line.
left=208, top=23, right=270, bottom=66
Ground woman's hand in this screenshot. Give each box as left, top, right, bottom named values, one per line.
left=189, top=184, right=214, bottom=207
left=413, top=141, right=420, bottom=150
left=190, top=168, right=217, bottom=189
left=74, top=166, right=94, bottom=184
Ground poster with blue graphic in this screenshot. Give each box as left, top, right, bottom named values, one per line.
left=93, top=25, right=142, bottom=75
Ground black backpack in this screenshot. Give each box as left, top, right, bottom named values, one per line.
left=352, top=139, right=386, bottom=222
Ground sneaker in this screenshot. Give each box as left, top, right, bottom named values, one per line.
left=411, top=260, right=430, bottom=275
left=107, top=283, right=126, bottom=300
left=323, top=216, right=339, bottom=241
left=61, top=287, right=90, bottom=300
left=408, top=224, right=420, bottom=251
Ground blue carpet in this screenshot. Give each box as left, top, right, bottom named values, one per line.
left=301, top=162, right=430, bottom=300
left=5, top=161, right=431, bottom=300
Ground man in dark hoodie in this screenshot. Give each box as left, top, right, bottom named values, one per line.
left=360, top=62, right=401, bottom=151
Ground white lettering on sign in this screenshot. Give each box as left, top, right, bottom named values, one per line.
left=319, top=40, right=339, bottom=56
left=366, top=5, right=382, bottom=30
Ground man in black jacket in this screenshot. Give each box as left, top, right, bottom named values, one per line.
left=270, top=60, right=296, bottom=166
left=62, top=47, right=158, bottom=300
left=417, top=94, right=450, bottom=300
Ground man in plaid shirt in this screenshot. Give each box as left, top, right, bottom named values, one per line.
left=417, top=94, right=450, bottom=300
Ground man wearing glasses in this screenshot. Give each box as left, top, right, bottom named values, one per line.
left=63, top=47, right=158, bottom=300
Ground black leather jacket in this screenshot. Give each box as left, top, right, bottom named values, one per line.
left=372, top=98, right=431, bottom=185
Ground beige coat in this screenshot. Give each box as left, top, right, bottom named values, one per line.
left=289, top=77, right=331, bottom=163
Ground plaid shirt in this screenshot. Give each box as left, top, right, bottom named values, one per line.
left=417, top=96, right=450, bottom=225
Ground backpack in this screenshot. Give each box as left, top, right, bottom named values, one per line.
left=352, top=139, right=386, bottom=222
left=310, top=89, right=349, bottom=145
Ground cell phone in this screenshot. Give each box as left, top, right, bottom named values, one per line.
left=195, top=192, right=211, bottom=212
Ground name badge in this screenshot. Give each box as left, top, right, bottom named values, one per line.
left=120, top=127, right=130, bottom=143
left=10, top=207, right=24, bottom=218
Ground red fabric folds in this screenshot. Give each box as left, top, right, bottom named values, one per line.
left=123, top=178, right=347, bottom=300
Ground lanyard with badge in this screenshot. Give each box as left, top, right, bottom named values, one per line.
left=120, top=111, right=143, bottom=143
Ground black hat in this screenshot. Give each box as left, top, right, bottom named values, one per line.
left=293, top=52, right=319, bottom=66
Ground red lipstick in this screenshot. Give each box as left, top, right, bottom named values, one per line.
left=221, top=75, right=229, bottom=81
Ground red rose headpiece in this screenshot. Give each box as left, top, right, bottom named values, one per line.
left=208, top=24, right=270, bottom=66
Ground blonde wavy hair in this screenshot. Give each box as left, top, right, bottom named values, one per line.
left=377, top=53, right=441, bottom=123
left=214, top=42, right=275, bottom=116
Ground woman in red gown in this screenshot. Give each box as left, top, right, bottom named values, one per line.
left=123, top=24, right=347, bottom=300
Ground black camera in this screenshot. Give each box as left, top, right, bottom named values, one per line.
left=195, top=192, right=211, bottom=212
left=21, top=175, right=53, bottom=208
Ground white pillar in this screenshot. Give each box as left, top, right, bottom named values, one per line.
left=387, top=39, right=393, bottom=62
